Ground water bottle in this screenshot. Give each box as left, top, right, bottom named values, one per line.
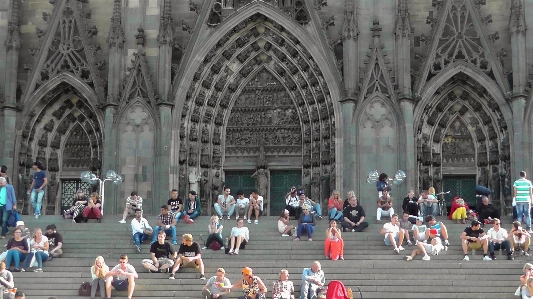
left=225, top=237, right=229, bottom=247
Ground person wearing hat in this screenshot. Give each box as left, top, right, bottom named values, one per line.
left=294, top=190, right=322, bottom=222
left=202, top=268, right=231, bottom=299
left=460, top=219, right=491, bottom=261
left=63, top=189, right=88, bottom=222
left=300, top=261, right=325, bottom=299
left=45, top=224, right=63, bottom=259
left=0, top=177, right=17, bottom=239
left=169, top=234, right=205, bottom=280
left=403, top=228, right=444, bottom=261
left=222, top=266, right=267, bottom=299
left=183, top=191, right=201, bottom=223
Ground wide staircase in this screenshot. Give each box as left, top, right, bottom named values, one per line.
left=6, top=214, right=525, bottom=298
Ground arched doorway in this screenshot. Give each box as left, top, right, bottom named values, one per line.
left=16, top=82, right=103, bottom=215
left=175, top=11, right=339, bottom=215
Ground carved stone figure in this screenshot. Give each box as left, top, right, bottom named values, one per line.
left=320, top=167, right=330, bottom=202
left=200, top=143, right=210, bottom=168
left=490, top=166, right=500, bottom=200
left=188, top=168, right=201, bottom=193
left=489, top=140, right=499, bottom=165
left=188, top=144, right=198, bottom=166
left=422, top=167, right=431, bottom=190
left=201, top=125, right=210, bottom=143
left=189, top=123, right=198, bottom=141
left=179, top=166, right=187, bottom=198
left=311, top=169, right=321, bottom=203
left=478, top=167, right=488, bottom=187
left=252, top=168, right=268, bottom=199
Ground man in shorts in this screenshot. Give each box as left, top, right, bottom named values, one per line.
left=380, top=214, right=405, bottom=254
left=169, top=234, right=206, bottom=280
left=105, top=254, right=138, bottom=299
left=142, top=230, right=175, bottom=273
left=461, top=220, right=491, bottom=261
left=404, top=228, right=444, bottom=261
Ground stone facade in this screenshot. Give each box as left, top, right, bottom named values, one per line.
left=0, top=0, right=531, bottom=216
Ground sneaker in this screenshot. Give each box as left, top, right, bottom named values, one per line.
left=444, top=240, right=450, bottom=246
left=483, top=256, right=492, bottom=261
left=244, top=216, right=247, bottom=220
left=403, top=256, right=413, bottom=261
left=407, top=240, right=412, bottom=246
left=375, top=220, right=381, bottom=224
left=247, top=219, right=252, bottom=224
left=136, top=245, right=142, bottom=252
left=525, top=251, right=531, bottom=257
left=254, top=220, right=258, bottom=224
left=282, top=234, right=290, bottom=237
left=227, top=215, right=231, bottom=220
left=119, top=219, right=126, bottom=224
left=422, top=255, right=431, bottom=261
left=398, top=246, right=405, bottom=251
left=463, top=255, right=470, bottom=261
left=47, top=256, right=54, bottom=261
left=352, top=229, right=355, bottom=232
left=202, top=246, right=208, bottom=250
left=0, top=236, right=5, bottom=239
left=169, top=273, right=175, bottom=280
left=96, top=219, right=101, bottom=223
left=339, top=256, right=344, bottom=260
left=35, top=215, right=39, bottom=219
left=172, top=241, right=178, bottom=245
left=317, top=215, right=322, bottom=219
left=325, top=256, right=330, bottom=260
left=508, top=254, right=515, bottom=260
left=394, top=248, right=400, bottom=254
left=221, top=247, right=224, bottom=250
left=200, top=274, right=206, bottom=280
left=34, top=268, right=43, bottom=272
left=490, top=254, right=496, bottom=260
left=20, top=268, right=25, bottom=272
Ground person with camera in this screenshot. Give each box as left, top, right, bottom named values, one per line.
left=131, top=209, right=152, bottom=252
left=460, top=220, right=491, bottom=261
left=119, top=191, right=143, bottom=224
left=510, top=221, right=531, bottom=257
left=486, top=218, right=513, bottom=260
left=284, top=187, right=299, bottom=219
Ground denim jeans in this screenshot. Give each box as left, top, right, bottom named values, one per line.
left=5, top=249, right=26, bottom=269
left=488, top=240, right=512, bottom=255
left=133, top=232, right=148, bottom=246
left=173, top=211, right=183, bottom=222
left=23, top=251, right=49, bottom=268
left=214, top=204, right=235, bottom=217
left=188, top=211, right=200, bottom=219
left=31, top=189, right=45, bottom=216
left=297, top=224, right=315, bottom=239
left=328, top=208, right=343, bottom=220
left=516, top=203, right=531, bottom=229
left=312, top=203, right=322, bottom=216
left=151, top=226, right=177, bottom=243
left=0, top=206, right=10, bottom=236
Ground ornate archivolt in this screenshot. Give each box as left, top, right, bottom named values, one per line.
left=176, top=12, right=337, bottom=204
left=17, top=82, right=103, bottom=214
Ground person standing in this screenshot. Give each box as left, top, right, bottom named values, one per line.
left=0, top=166, right=10, bottom=185
left=514, top=171, right=533, bottom=232
left=28, top=161, right=47, bottom=219
left=0, top=177, right=16, bottom=239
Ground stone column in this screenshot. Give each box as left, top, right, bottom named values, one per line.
left=340, top=98, right=357, bottom=192
left=156, top=103, right=173, bottom=210
left=102, top=105, right=118, bottom=215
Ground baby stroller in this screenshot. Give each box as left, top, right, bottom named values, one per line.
left=325, top=280, right=352, bottom=299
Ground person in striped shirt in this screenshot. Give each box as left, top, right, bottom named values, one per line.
left=513, top=171, right=533, bottom=232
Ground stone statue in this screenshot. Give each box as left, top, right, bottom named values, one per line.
left=301, top=169, right=311, bottom=196
left=422, top=167, right=430, bottom=190
left=188, top=168, right=201, bottom=193
left=257, top=145, right=268, bottom=169
left=311, top=169, right=321, bottom=203
left=320, top=167, right=330, bottom=202
left=179, top=166, right=187, bottom=198
left=490, top=166, right=500, bottom=201
left=252, top=168, right=268, bottom=198
left=478, top=167, right=488, bottom=187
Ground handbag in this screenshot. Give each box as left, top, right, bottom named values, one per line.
left=29, top=254, right=38, bottom=268
left=78, top=281, right=91, bottom=296
left=515, top=285, right=523, bottom=296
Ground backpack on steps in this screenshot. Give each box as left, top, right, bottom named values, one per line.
left=78, top=281, right=100, bottom=296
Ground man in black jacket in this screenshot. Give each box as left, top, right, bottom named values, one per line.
left=477, top=196, right=500, bottom=225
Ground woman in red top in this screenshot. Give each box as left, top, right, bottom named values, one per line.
left=449, top=196, right=469, bottom=224
left=327, top=191, right=343, bottom=221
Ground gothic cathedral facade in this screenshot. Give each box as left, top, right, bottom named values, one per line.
left=0, top=0, right=530, bottom=216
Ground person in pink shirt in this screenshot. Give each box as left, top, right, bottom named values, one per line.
left=327, top=191, right=343, bottom=221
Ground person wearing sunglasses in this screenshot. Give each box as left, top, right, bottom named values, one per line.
left=105, top=254, right=138, bottom=299
left=486, top=218, right=513, bottom=260
left=222, top=267, right=267, bottom=299
left=294, top=205, right=316, bottom=241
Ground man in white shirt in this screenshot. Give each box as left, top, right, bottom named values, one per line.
left=417, top=190, right=438, bottom=217
left=131, top=209, right=152, bottom=252
left=214, top=187, right=236, bottom=220
left=487, top=218, right=513, bottom=260
left=380, top=214, right=405, bottom=254
left=247, top=189, right=263, bottom=224
left=105, top=254, right=138, bottom=299
left=235, top=190, right=250, bottom=220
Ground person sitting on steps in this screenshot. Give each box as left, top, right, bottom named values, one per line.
left=141, top=230, right=176, bottom=273
left=247, top=189, right=264, bottom=224
left=278, top=209, right=294, bottom=237
left=228, top=219, right=250, bottom=255
left=184, top=191, right=201, bottom=223
left=324, top=219, right=344, bottom=261
left=203, top=215, right=224, bottom=250
left=341, top=196, right=369, bottom=232
left=376, top=188, right=394, bottom=224
left=151, top=205, right=177, bottom=245
left=461, top=219, right=491, bottom=261
left=404, top=228, right=444, bottom=261
left=380, top=214, right=405, bottom=254
left=215, top=187, right=236, bottom=220
left=169, top=234, right=205, bottom=280
left=82, top=193, right=102, bottom=223
left=235, top=190, right=250, bottom=221
left=119, top=191, right=143, bottom=224
left=294, top=204, right=316, bottom=242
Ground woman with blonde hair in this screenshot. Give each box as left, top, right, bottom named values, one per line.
left=21, top=228, right=49, bottom=272
left=91, top=256, right=108, bottom=299
left=203, top=215, right=224, bottom=250
left=522, top=277, right=533, bottom=299
left=324, top=219, right=344, bottom=260
left=343, top=191, right=356, bottom=210
left=82, top=192, right=102, bottom=223
left=0, top=261, right=14, bottom=290
left=328, top=190, right=344, bottom=221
